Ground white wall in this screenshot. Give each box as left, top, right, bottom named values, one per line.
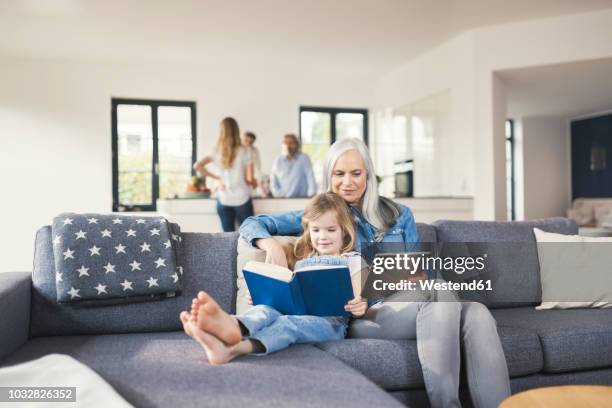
left=0, top=56, right=372, bottom=272
left=374, top=8, right=612, bottom=220
left=519, top=117, right=570, bottom=219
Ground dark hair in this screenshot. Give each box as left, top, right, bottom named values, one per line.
left=244, top=131, right=256, bottom=142
left=284, top=133, right=300, bottom=146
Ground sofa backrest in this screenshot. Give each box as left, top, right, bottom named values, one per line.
left=432, top=217, right=577, bottom=308
left=31, top=226, right=239, bottom=337
left=416, top=223, right=436, bottom=243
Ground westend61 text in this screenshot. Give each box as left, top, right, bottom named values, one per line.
left=372, top=279, right=493, bottom=292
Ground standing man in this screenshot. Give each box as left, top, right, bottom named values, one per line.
left=270, top=134, right=317, bottom=198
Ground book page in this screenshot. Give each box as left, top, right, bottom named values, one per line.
left=243, top=261, right=294, bottom=282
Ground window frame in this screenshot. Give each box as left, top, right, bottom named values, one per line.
left=298, top=106, right=369, bottom=146
left=111, top=98, right=197, bottom=212
left=505, top=118, right=516, bottom=221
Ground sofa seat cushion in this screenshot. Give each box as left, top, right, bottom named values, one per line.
left=316, top=339, right=424, bottom=390
left=492, top=307, right=612, bottom=373
left=496, top=326, right=543, bottom=377
left=316, top=328, right=543, bottom=390
left=0, top=332, right=402, bottom=408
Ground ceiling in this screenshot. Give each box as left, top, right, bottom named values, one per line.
left=1, top=0, right=612, bottom=79
left=500, top=57, right=612, bottom=119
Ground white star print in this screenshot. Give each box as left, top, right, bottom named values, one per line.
left=103, top=262, right=116, bottom=274
left=177, top=266, right=184, bottom=275
left=56, top=272, right=62, bottom=282
left=88, top=245, right=101, bottom=256
left=115, top=243, right=126, bottom=254
left=87, top=217, right=99, bottom=224
left=154, top=257, right=166, bottom=268
left=120, top=279, right=134, bottom=291
left=140, top=242, right=151, bottom=252
left=171, top=273, right=179, bottom=283
left=129, top=260, right=141, bottom=271
left=163, top=240, right=172, bottom=249
left=136, top=219, right=146, bottom=224
left=159, top=218, right=167, bottom=224
left=75, top=230, right=87, bottom=240
left=101, top=229, right=112, bottom=238
left=112, top=218, right=123, bottom=224
left=149, top=228, right=160, bottom=236
left=94, top=283, right=108, bottom=295
left=126, top=229, right=136, bottom=237
left=62, top=218, right=73, bottom=226
left=172, top=234, right=179, bottom=241
left=67, top=287, right=81, bottom=299
left=77, top=265, right=90, bottom=277
left=63, top=248, right=75, bottom=260
left=146, top=277, right=159, bottom=288
left=53, top=235, right=62, bottom=245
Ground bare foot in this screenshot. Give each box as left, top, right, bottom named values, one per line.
left=180, top=311, right=195, bottom=338
left=190, top=323, right=245, bottom=365
left=190, top=297, right=201, bottom=324
left=196, top=291, right=242, bottom=345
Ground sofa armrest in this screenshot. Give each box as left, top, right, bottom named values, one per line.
left=0, top=272, right=31, bottom=361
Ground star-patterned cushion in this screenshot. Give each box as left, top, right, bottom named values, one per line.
left=51, top=213, right=183, bottom=303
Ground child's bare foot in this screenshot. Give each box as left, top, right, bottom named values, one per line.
left=190, top=324, right=246, bottom=365
left=180, top=311, right=195, bottom=338
left=190, top=297, right=201, bottom=324
left=196, top=291, right=242, bottom=345
left=181, top=309, right=256, bottom=364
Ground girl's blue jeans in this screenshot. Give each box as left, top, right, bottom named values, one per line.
left=236, top=305, right=348, bottom=355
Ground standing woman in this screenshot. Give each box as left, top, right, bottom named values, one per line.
left=194, top=117, right=256, bottom=232
left=240, top=138, right=510, bottom=408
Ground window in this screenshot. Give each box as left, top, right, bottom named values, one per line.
left=112, top=98, right=196, bottom=212
left=505, top=119, right=515, bottom=221
left=299, top=106, right=368, bottom=191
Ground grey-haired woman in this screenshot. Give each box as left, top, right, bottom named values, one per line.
left=240, top=138, right=510, bottom=408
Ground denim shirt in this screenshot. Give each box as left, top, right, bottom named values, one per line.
left=239, top=203, right=420, bottom=251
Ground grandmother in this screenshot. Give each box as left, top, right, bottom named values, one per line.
left=239, top=138, right=510, bottom=408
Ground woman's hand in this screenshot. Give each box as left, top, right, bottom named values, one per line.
left=256, top=238, right=288, bottom=268
left=344, top=296, right=367, bottom=318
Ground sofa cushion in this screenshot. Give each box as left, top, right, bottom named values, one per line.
left=316, top=327, right=543, bottom=390
left=492, top=307, right=612, bottom=373
left=31, top=227, right=239, bottom=336
left=495, top=326, right=543, bottom=377
left=433, top=218, right=578, bottom=308
left=416, top=223, right=436, bottom=244
left=0, top=333, right=403, bottom=408
left=316, top=339, right=423, bottom=389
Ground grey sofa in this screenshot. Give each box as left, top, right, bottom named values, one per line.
left=1, top=218, right=611, bottom=407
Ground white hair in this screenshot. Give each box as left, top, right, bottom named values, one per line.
left=322, top=138, right=400, bottom=236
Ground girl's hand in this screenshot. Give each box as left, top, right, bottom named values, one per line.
left=344, top=296, right=367, bottom=318
left=256, top=238, right=289, bottom=268
left=218, top=181, right=227, bottom=192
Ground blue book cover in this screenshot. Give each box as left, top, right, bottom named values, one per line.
left=243, top=261, right=354, bottom=317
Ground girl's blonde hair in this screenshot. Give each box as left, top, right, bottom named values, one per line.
left=294, top=192, right=356, bottom=259
left=216, top=117, right=241, bottom=169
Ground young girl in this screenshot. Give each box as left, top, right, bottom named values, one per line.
left=179, top=192, right=367, bottom=364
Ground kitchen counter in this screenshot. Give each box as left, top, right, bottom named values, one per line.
left=157, top=197, right=473, bottom=232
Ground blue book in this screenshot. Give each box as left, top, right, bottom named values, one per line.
left=243, top=261, right=356, bottom=316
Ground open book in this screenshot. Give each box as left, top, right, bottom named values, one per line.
left=243, top=261, right=363, bottom=316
